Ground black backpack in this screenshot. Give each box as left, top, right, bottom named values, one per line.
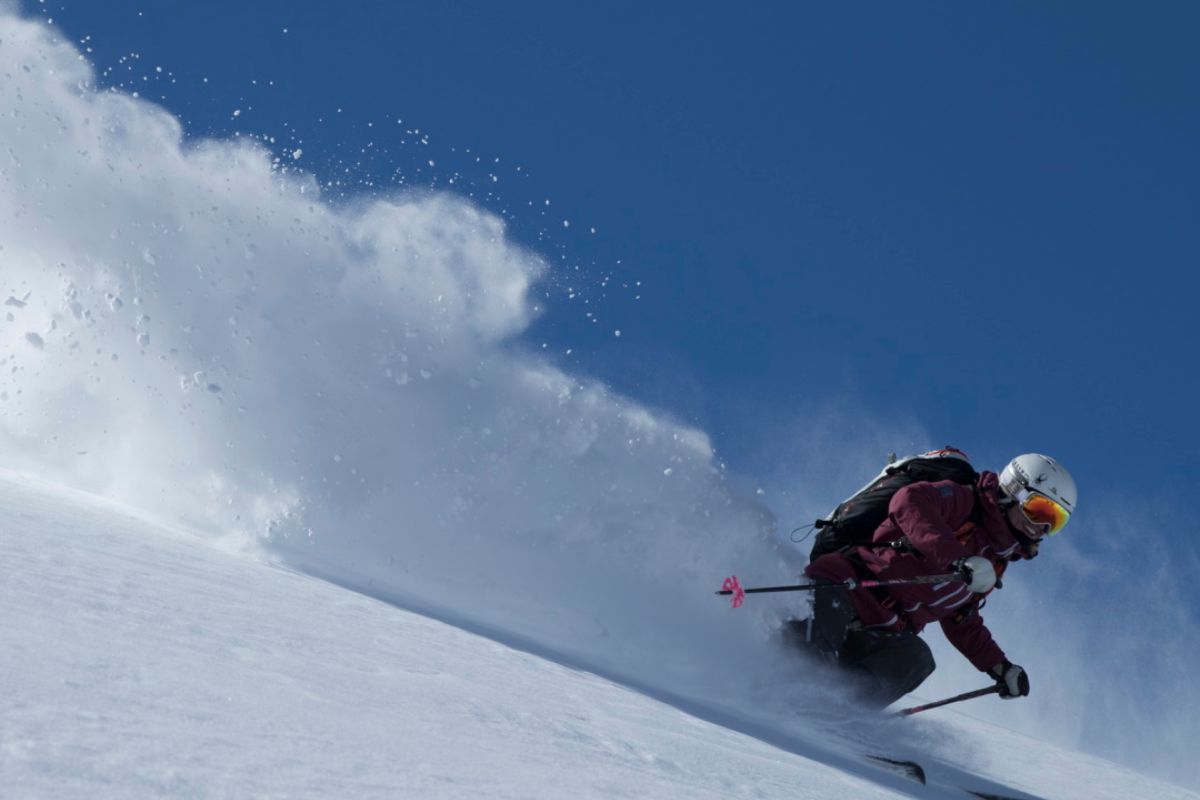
left=808, top=447, right=979, bottom=562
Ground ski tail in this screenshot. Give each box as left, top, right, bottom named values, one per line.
left=866, top=754, right=926, bottom=785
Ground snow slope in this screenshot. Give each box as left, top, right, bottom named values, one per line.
left=0, top=474, right=902, bottom=800
left=4, top=474, right=1195, bottom=800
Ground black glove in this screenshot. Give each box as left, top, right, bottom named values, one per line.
left=953, top=555, right=997, bottom=593
left=990, top=660, right=1030, bottom=699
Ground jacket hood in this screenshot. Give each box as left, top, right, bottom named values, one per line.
left=976, top=471, right=1026, bottom=560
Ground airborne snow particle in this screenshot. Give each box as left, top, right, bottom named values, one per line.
left=25, top=332, right=44, bottom=349
left=663, top=468, right=673, bottom=476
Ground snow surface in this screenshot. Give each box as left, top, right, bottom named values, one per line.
left=1, top=7, right=1198, bottom=795
left=0, top=474, right=890, bottom=799
left=4, top=474, right=1196, bottom=800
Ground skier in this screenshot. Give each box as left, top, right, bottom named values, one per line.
left=791, top=453, right=1076, bottom=710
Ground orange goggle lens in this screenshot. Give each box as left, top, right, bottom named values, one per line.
left=1021, top=493, right=1071, bottom=535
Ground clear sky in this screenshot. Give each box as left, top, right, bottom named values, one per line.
left=35, top=1, right=1200, bottom=509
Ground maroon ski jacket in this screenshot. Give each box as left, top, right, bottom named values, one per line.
left=805, top=471, right=1022, bottom=672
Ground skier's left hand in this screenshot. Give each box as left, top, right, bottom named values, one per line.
left=990, top=660, right=1029, bottom=699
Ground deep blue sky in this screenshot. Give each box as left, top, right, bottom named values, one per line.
left=36, top=2, right=1200, bottom=509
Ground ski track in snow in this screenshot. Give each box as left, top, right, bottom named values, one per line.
left=4, top=474, right=1197, bottom=800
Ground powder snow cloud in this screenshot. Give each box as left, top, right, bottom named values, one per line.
left=0, top=11, right=777, bottom=686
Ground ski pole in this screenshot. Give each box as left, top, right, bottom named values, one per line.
left=716, top=571, right=966, bottom=607
left=894, top=685, right=1001, bottom=716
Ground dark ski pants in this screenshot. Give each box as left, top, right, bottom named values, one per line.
left=809, top=583, right=935, bottom=710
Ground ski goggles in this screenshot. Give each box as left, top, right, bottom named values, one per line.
left=1017, top=489, right=1071, bottom=536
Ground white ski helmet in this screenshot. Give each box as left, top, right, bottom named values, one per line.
left=999, top=454, right=1077, bottom=536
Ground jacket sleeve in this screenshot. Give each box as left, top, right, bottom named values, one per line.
left=885, top=482, right=973, bottom=568
left=940, top=605, right=1006, bottom=672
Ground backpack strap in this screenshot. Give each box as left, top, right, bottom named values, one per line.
left=953, top=487, right=985, bottom=541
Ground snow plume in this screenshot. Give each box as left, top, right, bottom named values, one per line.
left=0, top=12, right=780, bottom=694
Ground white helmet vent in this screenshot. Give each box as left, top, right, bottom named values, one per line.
left=1000, top=453, right=1077, bottom=515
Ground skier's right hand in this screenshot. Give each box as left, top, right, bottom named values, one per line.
left=954, top=555, right=997, bottom=593
left=990, top=660, right=1030, bottom=699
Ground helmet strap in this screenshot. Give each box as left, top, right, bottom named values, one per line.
left=1009, top=524, right=1041, bottom=559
